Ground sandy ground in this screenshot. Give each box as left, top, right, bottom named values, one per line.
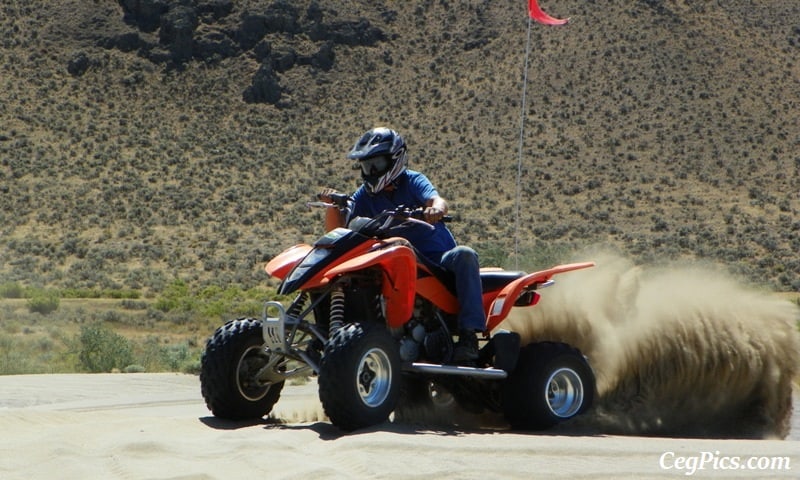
left=0, top=374, right=797, bottom=479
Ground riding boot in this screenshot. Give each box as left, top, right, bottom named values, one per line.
left=453, top=329, right=479, bottom=364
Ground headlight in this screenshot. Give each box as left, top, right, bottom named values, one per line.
left=285, top=248, right=332, bottom=284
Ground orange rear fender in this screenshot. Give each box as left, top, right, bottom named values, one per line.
left=486, top=262, right=595, bottom=331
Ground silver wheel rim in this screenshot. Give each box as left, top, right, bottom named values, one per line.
left=236, top=345, right=271, bottom=402
left=545, top=367, right=584, bottom=418
left=357, top=348, right=392, bottom=407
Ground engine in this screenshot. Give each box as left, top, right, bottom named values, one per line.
left=398, top=297, right=453, bottom=363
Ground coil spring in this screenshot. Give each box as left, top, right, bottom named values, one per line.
left=329, top=286, right=345, bottom=335
left=286, top=291, right=308, bottom=318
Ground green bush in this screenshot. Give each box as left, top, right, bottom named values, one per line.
left=138, top=336, right=199, bottom=372
left=153, top=279, right=191, bottom=312
left=153, top=280, right=274, bottom=319
left=0, top=282, right=24, bottom=298
left=77, top=324, right=134, bottom=373
left=121, top=299, right=148, bottom=310
left=27, top=292, right=60, bottom=314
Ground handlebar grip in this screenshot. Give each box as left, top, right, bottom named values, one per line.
left=316, top=192, right=350, bottom=208
left=409, top=209, right=453, bottom=223
left=330, top=193, right=350, bottom=206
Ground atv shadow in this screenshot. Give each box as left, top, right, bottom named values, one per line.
left=261, top=417, right=603, bottom=441
left=263, top=421, right=349, bottom=440
left=262, top=420, right=494, bottom=441
left=199, top=405, right=604, bottom=439
left=199, top=415, right=279, bottom=431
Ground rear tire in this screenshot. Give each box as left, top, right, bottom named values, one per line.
left=502, top=342, right=594, bottom=430
left=201, top=318, right=285, bottom=420
left=319, top=323, right=401, bottom=431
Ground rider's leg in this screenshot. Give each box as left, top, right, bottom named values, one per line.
left=439, top=246, right=484, bottom=362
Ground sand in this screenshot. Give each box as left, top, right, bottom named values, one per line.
left=3, top=256, right=799, bottom=479
left=0, top=373, right=797, bottom=480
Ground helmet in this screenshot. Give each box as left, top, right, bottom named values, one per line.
left=347, top=127, right=408, bottom=193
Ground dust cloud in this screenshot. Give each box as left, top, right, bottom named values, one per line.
left=501, top=253, right=800, bottom=438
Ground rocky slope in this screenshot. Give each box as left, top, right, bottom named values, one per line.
left=0, top=0, right=798, bottom=292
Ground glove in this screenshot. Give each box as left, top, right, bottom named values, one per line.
left=317, top=188, right=339, bottom=203
left=423, top=206, right=445, bottom=224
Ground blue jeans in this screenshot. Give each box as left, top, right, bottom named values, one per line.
left=439, top=246, right=485, bottom=332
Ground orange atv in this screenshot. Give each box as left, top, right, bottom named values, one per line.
left=200, top=195, right=596, bottom=431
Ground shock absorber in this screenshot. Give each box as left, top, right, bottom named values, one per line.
left=328, top=284, right=345, bottom=335
left=286, top=291, right=308, bottom=318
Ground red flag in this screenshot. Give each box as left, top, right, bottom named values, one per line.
left=528, top=0, right=569, bottom=25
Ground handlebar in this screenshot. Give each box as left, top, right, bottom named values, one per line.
left=308, top=193, right=453, bottom=233
left=406, top=209, right=453, bottom=223
left=364, top=207, right=453, bottom=234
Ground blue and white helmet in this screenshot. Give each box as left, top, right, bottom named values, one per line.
left=347, top=127, right=408, bottom=194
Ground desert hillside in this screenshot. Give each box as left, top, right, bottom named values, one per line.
left=1, top=0, right=798, bottom=293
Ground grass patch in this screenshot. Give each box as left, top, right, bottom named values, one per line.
left=153, top=279, right=286, bottom=320
left=0, top=282, right=279, bottom=374
left=1, top=269, right=796, bottom=376
left=0, top=282, right=25, bottom=299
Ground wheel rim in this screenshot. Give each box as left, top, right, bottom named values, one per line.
left=236, top=345, right=272, bottom=402
left=545, top=367, right=584, bottom=418
left=428, top=382, right=455, bottom=408
left=356, top=348, right=393, bottom=408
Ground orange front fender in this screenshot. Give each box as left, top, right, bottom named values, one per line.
left=486, top=262, right=595, bottom=332
left=265, top=244, right=313, bottom=280
left=325, top=245, right=417, bottom=328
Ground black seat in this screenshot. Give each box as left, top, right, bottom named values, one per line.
left=479, top=270, right=526, bottom=292
left=415, top=248, right=526, bottom=295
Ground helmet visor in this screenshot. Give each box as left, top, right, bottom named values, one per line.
left=359, top=155, right=391, bottom=175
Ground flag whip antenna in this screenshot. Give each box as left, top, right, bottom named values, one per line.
left=514, top=15, right=534, bottom=271
left=514, top=1, right=568, bottom=270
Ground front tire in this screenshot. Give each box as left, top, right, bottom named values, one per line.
left=319, top=323, right=401, bottom=431
left=201, top=318, right=285, bottom=420
left=502, top=342, right=595, bottom=430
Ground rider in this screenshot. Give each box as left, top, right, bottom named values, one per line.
left=319, top=127, right=484, bottom=364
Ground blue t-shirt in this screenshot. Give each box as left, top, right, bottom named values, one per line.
left=350, top=170, right=457, bottom=263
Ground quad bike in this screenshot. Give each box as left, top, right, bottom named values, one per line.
left=200, top=194, right=596, bottom=432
